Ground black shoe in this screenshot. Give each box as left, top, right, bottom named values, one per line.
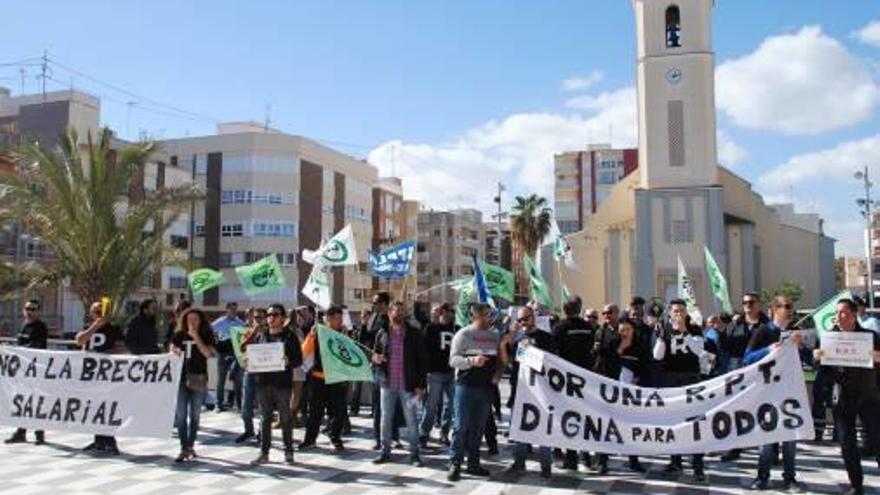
left=332, top=441, right=345, bottom=452
left=410, top=455, right=424, bottom=467
left=558, top=461, right=578, bottom=471
left=297, top=441, right=317, bottom=451
left=693, top=470, right=706, bottom=483
left=505, top=462, right=525, bottom=475
left=447, top=464, right=461, bottom=482
left=4, top=432, right=26, bottom=444
left=105, top=444, right=121, bottom=456
left=465, top=465, right=490, bottom=477
left=251, top=452, right=269, bottom=465
left=662, top=463, right=682, bottom=476
left=175, top=450, right=188, bottom=463
left=596, top=463, right=609, bottom=475
left=372, top=442, right=381, bottom=451
left=284, top=451, right=294, bottom=465
left=82, top=442, right=103, bottom=453
left=372, top=454, right=391, bottom=464
left=235, top=432, right=254, bottom=444
left=34, top=432, right=45, bottom=445
left=629, top=461, right=646, bottom=472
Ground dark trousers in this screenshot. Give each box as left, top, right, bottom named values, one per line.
left=258, top=384, right=293, bottom=454
left=304, top=380, right=347, bottom=444
left=215, top=348, right=235, bottom=406
left=811, top=366, right=836, bottom=439
left=836, top=408, right=864, bottom=490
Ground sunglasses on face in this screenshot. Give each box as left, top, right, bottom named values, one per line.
left=517, top=316, right=532, bottom=323
left=267, top=312, right=284, bottom=318
left=24, top=307, right=37, bottom=312
left=743, top=300, right=757, bottom=306
left=587, top=315, right=598, bottom=319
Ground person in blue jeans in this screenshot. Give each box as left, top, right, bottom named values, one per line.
left=447, top=303, right=502, bottom=482
left=237, top=307, right=267, bottom=443
left=502, top=305, right=556, bottom=480
left=742, top=295, right=805, bottom=491
left=169, top=308, right=216, bottom=463
left=371, top=301, right=428, bottom=466
left=211, top=302, right=245, bottom=411
left=419, top=303, right=457, bottom=446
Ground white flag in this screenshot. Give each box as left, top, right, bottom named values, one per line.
left=302, top=264, right=331, bottom=309
left=677, top=256, right=703, bottom=325
left=545, top=218, right=575, bottom=267
left=303, top=225, right=358, bottom=267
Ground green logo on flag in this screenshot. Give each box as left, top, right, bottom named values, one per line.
left=316, top=324, right=372, bottom=384
left=327, top=333, right=364, bottom=367
left=250, top=264, right=276, bottom=288
left=188, top=268, right=224, bottom=295
left=235, top=254, right=287, bottom=295
left=323, top=240, right=349, bottom=263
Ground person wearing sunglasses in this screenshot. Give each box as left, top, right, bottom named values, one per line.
left=236, top=306, right=267, bottom=444
left=720, top=292, right=770, bottom=462
left=502, top=305, right=557, bottom=480
left=742, top=296, right=805, bottom=492
left=250, top=303, right=303, bottom=465
left=4, top=300, right=49, bottom=446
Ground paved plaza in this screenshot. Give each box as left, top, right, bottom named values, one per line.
left=1, top=402, right=878, bottom=495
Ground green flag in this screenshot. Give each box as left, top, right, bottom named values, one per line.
left=479, top=261, right=514, bottom=302
left=188, top=268, right=224, bottom=295
left=230, top=326, right=248, bottom=367
left=703, top=246, right=733, bottom=314
left=235, top=254, right=286, bottom=295
left=316, top=324, right=372, bottom=384
left=524, top=253, right=553, bottom=307
left=455, top=277, right=476, bottom=328
left=810, top=290, right=852, bottom=337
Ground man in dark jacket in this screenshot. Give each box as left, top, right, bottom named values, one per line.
left=815, top=298, right=880, bottom=495
left=372, top=301, right=427, bottom=466
left=251, top=303, right=304, bottom=466
left=419, top=303, right=457, bottom=446
left=552, top=295, right=597, bottom=470
left=4, top=300, right=49, bottom=445
left=125, top=299, right=160, bottom=355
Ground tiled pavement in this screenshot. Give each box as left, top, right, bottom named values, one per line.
left=0, top=406, right=878, bottom=494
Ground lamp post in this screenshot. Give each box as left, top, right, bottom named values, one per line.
left=855, top=166, right=874, bottom=308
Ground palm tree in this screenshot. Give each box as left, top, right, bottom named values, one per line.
left=509, top=194, right=552, bottom=302
left=509, top=194, right=552, bottom=259
left=0, top=129, right=202, bottom=319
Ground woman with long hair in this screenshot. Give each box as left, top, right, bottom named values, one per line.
left=169, top=308, right=216, bottom=463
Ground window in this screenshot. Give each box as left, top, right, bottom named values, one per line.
left=666, top=5, right=681, bottom=48
left=169, top=276, right=188, bottom=289
left=221, top=223, right=244, bottom=237
left=170, top=235, right=188, bottom=250
left=195, top=224, right=205, bottom=237
left=221, top=189, right=295, bottom=205
left=252, top=221, right=296, bottom=238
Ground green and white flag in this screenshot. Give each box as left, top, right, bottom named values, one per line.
left=235, top=254, right=286, bottom=295
left=547, top=218, right=575, bottom=267
left=230, top=326, right=248, bottom=367
left=187, top=268, right=224, bottom=295
left=302, top=264, right=331, bottom=309
left=454, top=277, right=476, bottom=328
left=524, top=253, right=553, bottom=308
left=810, top=290, right=852, bottom=337
left=677, top=256, right=703, bottom=325
left=316, top=324, right=372, bottom=384
left=303, top=225, right=358, bottom=267
left=703, top=246, right=733, bottom=314
left=479, top=261, right=515, bottom=302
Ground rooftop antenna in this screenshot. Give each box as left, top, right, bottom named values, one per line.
left=264, top=103, right=272, bottom=133
left=40, top=49, right=48, bottom=102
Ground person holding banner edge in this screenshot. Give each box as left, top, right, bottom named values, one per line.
left=813, top=298, right=880, bottom=495
left=4, top=299, right=48, bottom=446
left=168, top=308, right=216, bottom=463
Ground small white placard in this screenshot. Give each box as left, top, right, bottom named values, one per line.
left=246, top=342, right=286, bottom=373
left=518, top=345, right=545, bottom=372
left=535, top=316, right=552, bottom=333
left=821, top=332, right=875, bottom=369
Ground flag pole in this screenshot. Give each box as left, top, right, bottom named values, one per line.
left=555, top=258, right=565, bottom=302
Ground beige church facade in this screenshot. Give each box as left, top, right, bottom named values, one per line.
left=546, top=0, right=835, bottom=312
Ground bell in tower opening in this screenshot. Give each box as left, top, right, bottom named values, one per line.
left=666, top=5, right=681, bottom=48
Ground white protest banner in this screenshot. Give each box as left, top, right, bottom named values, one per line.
left=510, top=343, right=813, bottom=455
left=246, top=342, right=286, bottom=373
left=0, top=348, right=182, bottom=438
left=820, top=332, right=875, bottom=369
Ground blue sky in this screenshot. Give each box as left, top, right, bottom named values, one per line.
left=1, top=1, right=879, bottom=256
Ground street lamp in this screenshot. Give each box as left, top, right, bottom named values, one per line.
left=855, top=166, right=874, bottom=308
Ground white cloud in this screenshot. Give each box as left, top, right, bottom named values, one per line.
left=716, top=25, right=880, bottom=134
left=717, top=129, right=749, bottom=167
left=561, top=71, right=604, bottom=92
left=852, top=20, right=880, bottom=47
left=368, top=86, right=638, bottom=214
left=758, top=134, right=880, bottom=192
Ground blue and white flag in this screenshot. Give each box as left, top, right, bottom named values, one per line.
left=472, top=255, right=496, bottom=309
left=368, top=240, right=416, bottom=279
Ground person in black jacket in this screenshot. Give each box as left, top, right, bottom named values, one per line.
left=372, top=301, right=428, bottom=466
left=250, top=303, right=304, bottom=466
left=653, top=299, right=707, bottom=482
left=814, top=298, right=880, bottom=495
left=4, top=300, right=49, bottom=445
left=125, top=299, right=160, bottom=355
left=419, top=303, right=457, bottom=446
left=552, top=295, right=597, bottom=470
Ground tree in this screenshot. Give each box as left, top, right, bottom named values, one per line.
left=760, top=280, right=804, bottom=306
left=0, top=129, right=202, bottom=319
left=509, top=194, right=552, bottom=260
